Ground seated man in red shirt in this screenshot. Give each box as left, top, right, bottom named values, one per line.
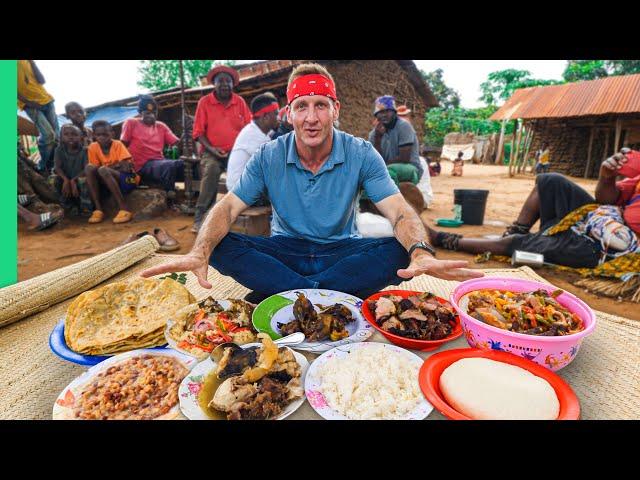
left=121, top=95, right=182, bottom=199
left=429, top=148, right=640, bottom=269
left=192, top=65, right=252, bottom=232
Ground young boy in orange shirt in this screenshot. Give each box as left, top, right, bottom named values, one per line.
left=85, top=120, right=138, bottom=223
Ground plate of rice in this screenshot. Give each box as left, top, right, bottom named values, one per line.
left=304, top=342, right=433, bottom=420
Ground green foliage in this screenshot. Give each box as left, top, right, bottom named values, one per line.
left=479, top=69, right=561, bottom=106
left=606, top=60, right=640, bottom=75
left=424, top=106, right=513, bottom=146
left=562, top=60, right=640, bottom=82
left=159, top=272, right=187, bottom=285
left=138, top=60, right=216, bottom=91
left=563, top=60, right=608, bottom=82
left=420, top=69, right=460, bottom=109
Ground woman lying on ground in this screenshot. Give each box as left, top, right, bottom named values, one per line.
left=429, top=149, right=640, bottom=269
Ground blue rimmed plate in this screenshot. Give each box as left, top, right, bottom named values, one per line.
left=49, top=318, right=167, bottom=367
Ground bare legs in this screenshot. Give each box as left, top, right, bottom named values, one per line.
left=85, top=164, right=129, bottom=212
left=424, top=222, right=520, bottom=256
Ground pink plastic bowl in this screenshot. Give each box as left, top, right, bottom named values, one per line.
left=450, top=278, right=596, bottom=371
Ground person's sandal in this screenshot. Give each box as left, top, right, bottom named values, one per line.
left=502, top=222, right=531, bottom=237
left=434, top=231, right=463, bottom=251
left=31, top=211, right=63, bottom=231
left=18, top=194, right=37, bottom=207
left=88, top=210, right=105, bottom=224
left=153, top=227, right=180, bottom=252
left=113, top=210, right=133, bottom=224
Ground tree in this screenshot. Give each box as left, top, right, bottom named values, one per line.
left=563, top=60, right=608, bottom=82
left=562, top=60, right=640, bottom=82
left=423, top=105, right=512, bottom=146
left=607, top=60, right=640, bottom=75
left=479, top=69, right=561, bottom=106
left=420, top=69, right=460, bottom=109
left=137, top=60, right=238, bottom=91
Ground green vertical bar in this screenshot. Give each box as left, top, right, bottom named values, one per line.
left=0, top=60, right=17, bottom=287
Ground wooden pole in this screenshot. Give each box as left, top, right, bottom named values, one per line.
left=614, top=118, right=622, bottom=153
left=495, top=119, right=507, bottom=165
left=509, top=119, right=517, bottom=164
left=179, top=60, right=187, bottom=147
left=513, top=120, right=524, bottom=174
left=603, top=129, right=611, bottom=167
left=584, top=126, right=595, bottom=178
left=521, top=123, right=534, bottom=173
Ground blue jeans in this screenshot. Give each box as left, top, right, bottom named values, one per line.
left=210, top=233, right=409, bottom=298
left=24, top=101, right=59, bottom=173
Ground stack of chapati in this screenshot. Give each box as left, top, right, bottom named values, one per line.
left=65, top=278, right=196, bottom=355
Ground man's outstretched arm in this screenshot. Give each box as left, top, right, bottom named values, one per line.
left=374, top=193, right=484, bottom=281
left=140, top=192, right=248, bottom=287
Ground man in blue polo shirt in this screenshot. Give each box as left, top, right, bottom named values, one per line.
left=142, top=64, right=482, bottom=302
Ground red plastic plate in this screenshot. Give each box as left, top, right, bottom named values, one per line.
left=419, top=348, right=581, bottom=420
left=361, top=290, right=462, bottom=351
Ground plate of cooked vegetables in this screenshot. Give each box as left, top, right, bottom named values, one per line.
left=165, top=297, right=258, bottom=360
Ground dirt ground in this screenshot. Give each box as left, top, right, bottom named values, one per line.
left=17, top=162, right=639, bottom=321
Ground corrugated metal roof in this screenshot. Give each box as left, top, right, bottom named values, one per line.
left=490, top=74, right=640, bottom=121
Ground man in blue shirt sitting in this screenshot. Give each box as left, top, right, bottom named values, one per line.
left=142, top=63, right=482, bottom=302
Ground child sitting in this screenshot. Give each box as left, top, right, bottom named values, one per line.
left=51, top=124, right=92, bottom=216
left=85, top=120, right=138, bottom=224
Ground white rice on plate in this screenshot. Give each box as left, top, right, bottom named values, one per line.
left=316, top=344, right=422, bottom=420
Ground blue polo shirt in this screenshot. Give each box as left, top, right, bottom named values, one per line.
left=231, top=129, right=399, bottom=244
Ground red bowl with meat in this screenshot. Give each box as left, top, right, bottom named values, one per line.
left=361, top=290, right=463, bottom=351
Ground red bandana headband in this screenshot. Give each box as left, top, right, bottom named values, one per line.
left=286, top=74, right=337, bottom=104
left=252, top=102, right=279, bottom=119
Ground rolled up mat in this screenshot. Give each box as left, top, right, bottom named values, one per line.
left=0, top=235, right=160, bottom=328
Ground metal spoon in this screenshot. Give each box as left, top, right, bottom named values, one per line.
left=210, top=332, right=306, bottom=362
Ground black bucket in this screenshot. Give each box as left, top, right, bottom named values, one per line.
left=454, top=189, right=489, bottom=225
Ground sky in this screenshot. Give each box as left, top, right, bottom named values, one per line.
left=36, top=60, right=568, bottom=114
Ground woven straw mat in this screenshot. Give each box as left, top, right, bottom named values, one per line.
left=0, top=255, right=638, bottom=420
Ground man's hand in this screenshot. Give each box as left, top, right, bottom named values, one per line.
left=61, top=179, right=71, bottom=198
left=397, top=252, right=484, bottom=281
left=374, top=122, right=386, bottom=138
left=140, top=252, right=212, bottom=289
left=115, top=160, right=135, bottom=173
left=213, top=147, right=229, bottom=158
left=70, top=179, right=79, bottom=198
left=600, top=152, right=628, bottom=179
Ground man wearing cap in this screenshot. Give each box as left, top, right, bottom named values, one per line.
left=396, top=105, right=413, bottom=125
left=226, top=92, right=280, bottom=192
left=369, top=95, right=424, bottom=185
left=120, top=95, right=186, bottom=201
left=142, top=63, right=482, bottom=302
left=191, top=65, right=253, bottom=232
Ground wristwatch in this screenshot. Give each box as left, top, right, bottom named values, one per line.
left=408, top=241, right=436, bottom=258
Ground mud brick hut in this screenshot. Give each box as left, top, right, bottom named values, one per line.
left=66, top=60, right=438, bottom=142
left=490, top=73, right=640, bottom=178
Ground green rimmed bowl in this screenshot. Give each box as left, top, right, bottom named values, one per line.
left=252, top=289, right=373, bottom=353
